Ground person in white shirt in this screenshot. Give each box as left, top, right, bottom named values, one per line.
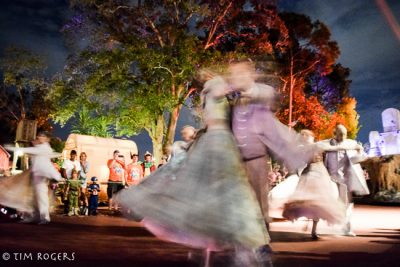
left=62, top=150, right=81, bottom=180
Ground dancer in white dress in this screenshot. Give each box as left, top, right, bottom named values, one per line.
left=282, top=130, right=362, bottom=239
left=116, top=74, right=270, bottom=266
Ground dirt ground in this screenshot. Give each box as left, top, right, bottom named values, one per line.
left=0, top=204, right=399, bottom=267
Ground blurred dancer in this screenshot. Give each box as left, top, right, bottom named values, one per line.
left=282, top=130, right=354, bottom=239
left=227, top=62, right=314, bottom=232
left=2, top=132, right=63, bottom=224
left=116, top=72, right=270, bottom=266
left=323, top=124, right=369, bottom=236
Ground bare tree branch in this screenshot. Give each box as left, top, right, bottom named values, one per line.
left=204, top=1, right=233, bottom=50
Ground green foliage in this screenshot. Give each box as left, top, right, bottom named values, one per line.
left=50, top=137, right=65, bottom=153
left=51, top=0, right=224, bottom=152
left=51, top=0, right=356, bottom=160
left=70, top=106, right=113, bottom=137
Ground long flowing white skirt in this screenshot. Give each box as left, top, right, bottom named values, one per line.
left=116, top=129, right=270, bottom=250
left=0, top=171, right=35, bottom=213
left=282, top=162, right=345, bottom=224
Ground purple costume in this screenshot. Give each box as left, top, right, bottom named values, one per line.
left=232, top=84, right=313, bottom=224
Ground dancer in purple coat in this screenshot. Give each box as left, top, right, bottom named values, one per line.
left=227, top=62, right=314, bottom=232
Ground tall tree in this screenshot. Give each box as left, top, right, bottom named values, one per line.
left=275, top=13, right=341, bottom=127
left=50, top=0, right=359, bottom=162
left=305, top=64, right=352, bottom=112
left=50, top=0, right=245, bottom=162
left=336, top=97, right=360, bottom=139
left=0, top=47, right=53, bottom=142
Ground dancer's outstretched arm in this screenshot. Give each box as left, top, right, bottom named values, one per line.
left=315, top=141, right=363, bottom=152
left=240, top=83, right=275, bottom=102
left=5, top=145, right=61, bottom=157
left=5, top=145, right=42, bottom=155
left=254, top=109, right=315, bottom=171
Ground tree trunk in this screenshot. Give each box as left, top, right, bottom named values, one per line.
left=17, top=86, right=26, bottom=120
left=164, top=104, right=182, bottom=152
left=148, top=114, right=165, bottom=166
left=288, top=53, right=294, bottom=128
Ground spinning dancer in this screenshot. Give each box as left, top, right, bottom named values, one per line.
left=227, top=61, right=314, bottom=231
left=323, top=124, right=369, bottom=236
left=281, top=130, right=356, bottom=239
left=1, top=132, right=63, bottom=224
left=116, top=73, right=271, bottom=266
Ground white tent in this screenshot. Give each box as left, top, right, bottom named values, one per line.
left=63, top=134, right=138, bottom=186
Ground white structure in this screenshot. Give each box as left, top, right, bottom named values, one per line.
left=382, top=108, right=400, bottom=132
left=369, top=108, right=400, bottom=156
left=63, top=134, right=138, bottom=185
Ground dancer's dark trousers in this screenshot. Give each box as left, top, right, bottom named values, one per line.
left=244, top=156, right=271, bottom=224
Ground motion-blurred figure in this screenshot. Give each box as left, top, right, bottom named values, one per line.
left=116, top=72, right=271, bottom=266
left=282, top=130, right=354, bottom=239
left=2, top=131, right=63, bottom=224
left=227, top=61, right=313, bottom=232
left=323, top=124, right=369, bottom=236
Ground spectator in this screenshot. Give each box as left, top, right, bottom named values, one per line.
left=79, top=152, right=89, bottom=215
left=88, top=177, right=101, bottom=216
left=141, top=151, right=156, bottom=177
left=107, top=150, right=126, bottom=210
left=62, top=150, right=81, bottom=180
left=64, top=169, right=81, bottom=216
left=61, top=150, right=81, bottom=214
left=79, top=152, right=89, bottom=187
left=126, top=153, right=144, bottom=186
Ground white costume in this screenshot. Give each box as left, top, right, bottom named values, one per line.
left=323, top=139, right=369, bottom=198
left=3, top=143, right=62, bottom=222
left=282, top=150, right=345, bottom=225
left=322, top=138, right=369, bottom=235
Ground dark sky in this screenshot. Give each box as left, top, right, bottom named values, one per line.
left=0, top=0, right=399, bottom=155
left=279, top=0, right=400, bottom=141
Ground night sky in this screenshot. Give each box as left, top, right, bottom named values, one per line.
left=0, top=0, right=399, bottom=155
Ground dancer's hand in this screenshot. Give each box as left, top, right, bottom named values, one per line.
left=355, top=143, right=363, bottom=152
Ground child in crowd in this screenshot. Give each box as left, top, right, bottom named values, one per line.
left=88, top=177, right=101, bottom=216
left=79, top=190, right=88, bottom=216
left=64, top=170, right=81, bottom=216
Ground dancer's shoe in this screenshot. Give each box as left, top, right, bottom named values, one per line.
left=311, top=232, right=320, bottom=240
